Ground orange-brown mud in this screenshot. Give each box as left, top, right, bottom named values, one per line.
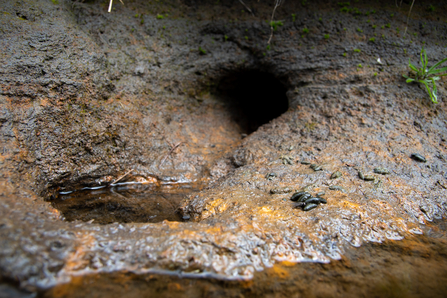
left=1, top=0, right=447, bottom=297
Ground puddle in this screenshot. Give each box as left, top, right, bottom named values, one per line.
left=51, top=183, right=203, bottom=224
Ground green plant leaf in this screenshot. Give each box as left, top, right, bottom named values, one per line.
left=419, top=79, right=438, bottom=103
left=405, top=78, right=415, bottom=83
left=408, top=61, right=418, bottom=72
left=427, top=57, right=447, bottom=72
left=428, top=65, right=447, bottom=75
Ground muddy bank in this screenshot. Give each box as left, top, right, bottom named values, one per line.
left=0, top=0, right=447, bottom=296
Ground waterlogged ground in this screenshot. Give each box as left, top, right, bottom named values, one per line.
left=0, top=0, right=447, bottom=297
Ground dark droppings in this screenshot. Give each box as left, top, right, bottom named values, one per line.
left=290, top=191, right=309, bottom=201
left=373, top=167, right=390, bottom=175
left=316, top=191, right=325, bottom=197
left=304, top=197, right=323, bottom=205
left=52, top=183, right=203, bottom=224
left=303, top=203, right=319, bottom=211
left=265, top=173, right=277, bottom=180
left=330, top=171, right=342, bottom=179
left=291, top=192, right=327, bottom=211
left=329, top=185, right=346, bottom=192
left=411, top=153, right=427, bottom=162
left=310, top=164, right=323, bottom=171
left=270, top=187, right=293, bottom=194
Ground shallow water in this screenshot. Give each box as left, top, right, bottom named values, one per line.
left=52, top=183, right=203, bottom=224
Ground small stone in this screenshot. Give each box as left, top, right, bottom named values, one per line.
left=330, top=171, right=342, bottom=179
left=410, top=153, right=427, bottom=163
left=373, top=167, right=390, bottom=175
left=358, top=171, right=365, bottom=180
left=182, top=214, right=191, bottom=220
left=300, top=160, right=311, bottom=165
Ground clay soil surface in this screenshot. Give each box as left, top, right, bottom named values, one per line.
left=1, top=0, right=447, bottom=297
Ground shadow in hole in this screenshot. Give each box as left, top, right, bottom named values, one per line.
left=215, top=70, right=289, bottom=134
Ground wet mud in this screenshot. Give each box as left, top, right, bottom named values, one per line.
left=1, top=0, right=447, bottom=297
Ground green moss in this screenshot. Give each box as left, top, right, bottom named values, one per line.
left=157, top=14, right=164, bottom=19
left=324, top=34, right=330, bottom=39
left=353, top=48, right=361, bottom=53
left=302, top=28, right=309, bottom=34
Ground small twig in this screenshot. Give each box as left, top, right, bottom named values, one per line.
left=403, top=0, right=415, bottom=37
left=238, top=0, right=255, bottom=16
left=159, top=142, right=183, bottom=168
left=267, top=0, right=283, bottom=45
left=110, top=169, right=133, bottom=185
left=108, top=0, right=124, bottom=13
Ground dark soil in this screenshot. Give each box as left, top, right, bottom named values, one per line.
left=1, top=0, right=447, bottom=297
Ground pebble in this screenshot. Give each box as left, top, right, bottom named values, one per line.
left=330, top=171, right=342, bottom=179
left=410, top=153, right=426, bottom=163
left=300, top=160, right=311, bottom=165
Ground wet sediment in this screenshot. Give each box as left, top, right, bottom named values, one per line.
left=0, top=0, right=447, bottom=296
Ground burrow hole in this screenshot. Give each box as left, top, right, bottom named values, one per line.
left=214, top=70, right=289, bottom=135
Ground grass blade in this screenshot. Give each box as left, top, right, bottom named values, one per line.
left=409, top=61, right=418, bottom=72
left=428, top=66, right=447, bottom=75
left=428, top=58, right=447, bottom=72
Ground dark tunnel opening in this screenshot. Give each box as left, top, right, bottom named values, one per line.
left=214, top=70, right=289, bottom=135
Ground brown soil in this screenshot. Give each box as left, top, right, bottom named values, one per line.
left=0, top=0, right=447, bottom=297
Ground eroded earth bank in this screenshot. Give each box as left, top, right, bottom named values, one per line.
left=1, top=0, right=447, bottom=297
